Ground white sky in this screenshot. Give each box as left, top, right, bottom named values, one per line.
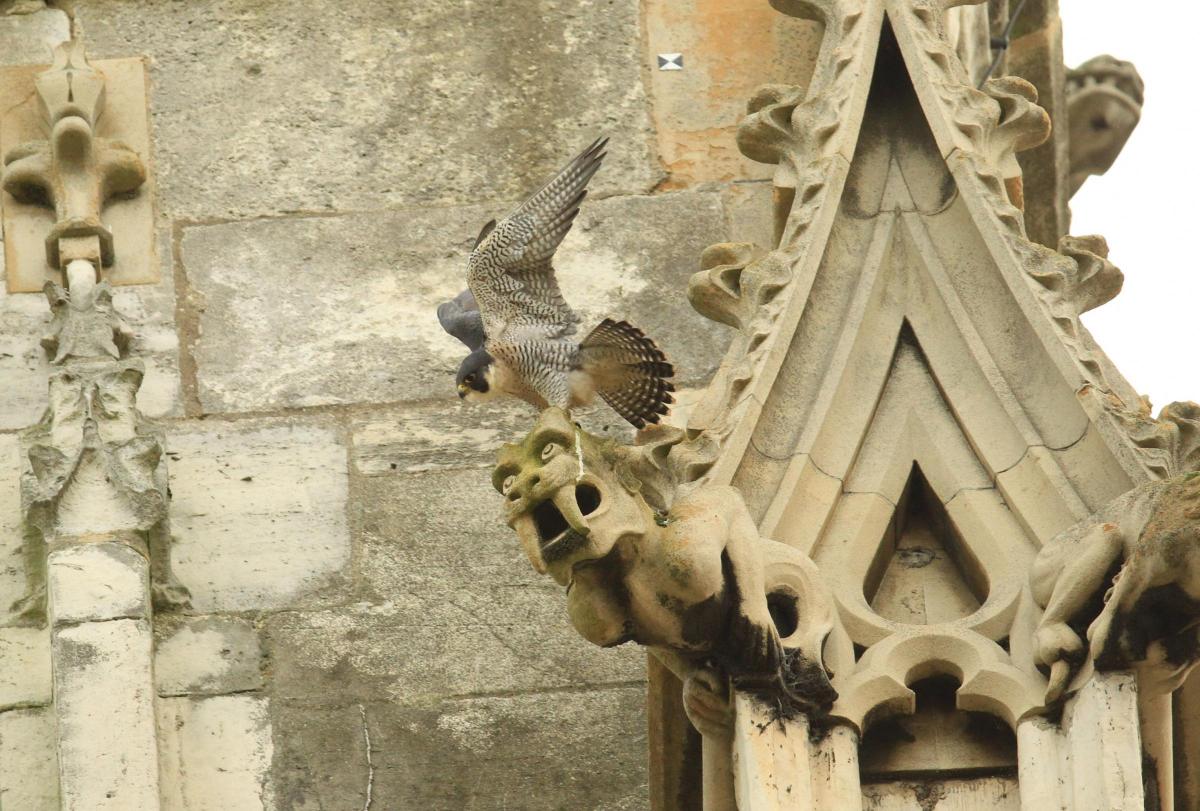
left=1060, top=0, right=1198, bottom=411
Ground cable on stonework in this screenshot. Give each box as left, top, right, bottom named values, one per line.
left=978, top=0, right=1030, bottom=88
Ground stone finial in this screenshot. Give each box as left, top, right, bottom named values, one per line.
left=493, top=409, right=838, bottom=723
left=1066, top=55, right=1143, bottom=198
left=1, top=40, right=146, bottom=271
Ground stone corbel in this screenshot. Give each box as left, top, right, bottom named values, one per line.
left=1066, top=55, right=1143, bottom=198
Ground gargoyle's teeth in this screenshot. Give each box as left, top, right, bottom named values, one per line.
left=552, top=487, right=590, bottom=538
left=512, top=514, right=547, bottom=574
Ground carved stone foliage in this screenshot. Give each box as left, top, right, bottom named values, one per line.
left=1, top=40, right=146, bottom=270
left=1066, top=55, right=1143, bottom=198
left=492, top=408, right=838, bottom=718
left=1033, top=467, right=1200, bottom=702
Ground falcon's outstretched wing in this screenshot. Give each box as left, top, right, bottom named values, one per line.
left=436, top=288, right=487, bottom=351
left=467, top=137, right=607, bottom=342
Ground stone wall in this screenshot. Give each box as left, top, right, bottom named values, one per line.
left=0, top=1, right=819, bottom=807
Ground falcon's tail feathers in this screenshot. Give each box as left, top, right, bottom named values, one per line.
left=580, top=318, right=675, bottom=429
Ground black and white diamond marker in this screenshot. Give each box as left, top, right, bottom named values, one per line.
left=657, top=53, right=683, bottom=71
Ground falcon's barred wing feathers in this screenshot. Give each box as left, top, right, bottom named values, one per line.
left=467, top=137, right=608, bottom=342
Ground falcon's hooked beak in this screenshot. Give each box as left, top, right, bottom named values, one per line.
left=457, top=383, right=469, bottom=398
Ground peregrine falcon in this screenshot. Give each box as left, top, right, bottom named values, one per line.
left=437, top=138, right=675, bottom=428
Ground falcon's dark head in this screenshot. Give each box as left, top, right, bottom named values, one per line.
left=456, top=348, right=496, bottom=401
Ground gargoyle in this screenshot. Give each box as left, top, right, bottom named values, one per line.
left=1032, top=471, right=1200, bottom=701
left=493, top=408, right=837, bottom=722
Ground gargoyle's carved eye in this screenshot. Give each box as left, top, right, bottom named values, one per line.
left=541, top=443, right=560, bottom=461
left=501, top=475, right=516, bottom=495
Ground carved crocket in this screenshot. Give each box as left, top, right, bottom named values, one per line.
left=1033, top=470, right=1200, bottom=701
left=492, top=408, right=837, bottom=723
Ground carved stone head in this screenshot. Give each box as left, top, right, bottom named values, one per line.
left=493, top=408, right=647, bottom=584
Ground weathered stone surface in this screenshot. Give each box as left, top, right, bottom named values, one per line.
left=156, top=616, right=264, bottom=697
left=352, top=399, right=532, bottom=476
left=644, top=0, right=821, bottom=187
left=49, top=543, right=148, bottom=623
left=167, top=420, right=351, bottom=612
left=270, top=686, right=648, bottom=811
left=0, top=273, right=49, bottom=430
left=0, top=6, right=68, bottom=67
left=0, top=434, right=25, bottom=622
left=324, top=467, right=643, bottom=698
left=351, top=398, right=642, bottom=476
left=76, top=0, right=660, bottom=221
left=0, top=231, right=181, bottom=429
left=158, top=695, right=273, bottom=811
left=861, top=776, right=1020, bottom=810
left=265, top=599, right=643, bottom=706
left=0, top=626, right=49, bottom=709
left=0, top=706, right=59, bottom=810
left=53, top=618, right=158, bottom=811
left=181, top=192, right=730, bottom=413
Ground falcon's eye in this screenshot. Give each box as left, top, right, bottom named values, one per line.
left=541, top=443, right=560, bottom=461
left=501, top=475, right=516, bottom=495
left=464, top=374, right=475, bottom=385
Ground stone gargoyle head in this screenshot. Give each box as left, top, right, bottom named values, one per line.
left=493, top=408, right=651, bottom=648
left=494, top=408, right=838, bottom=717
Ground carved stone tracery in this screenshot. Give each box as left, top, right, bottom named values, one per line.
left=482, top=1, right=1193, bottom=807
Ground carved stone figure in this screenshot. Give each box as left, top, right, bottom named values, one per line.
left=1033, top=420, right=1200, bottom=701
left=493, top=408, right=837, bottom=719
left=1066, top=55, right=1143, bottom=198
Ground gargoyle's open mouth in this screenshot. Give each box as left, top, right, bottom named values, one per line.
left=534, top=483, right=601, bottom=564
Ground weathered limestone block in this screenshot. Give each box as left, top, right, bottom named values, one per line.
left=155, top=616, right=264, bottom=697
left=167, top=421, right=350, bottom=612
left=0, top=433, right=26, bottom=620
left=53, top=617, right=158, bottom=811
left=157, top=695, right=273, bottom=811
left=180, top=193, right=730, bottom=413
left=1063, top=672, right=1145, bottom=810
left=269, top=686, right=647, bottom=811
left=351, top=399, right=534, bottom=476
left=264, top=601, right=643, bottom=706
left=345, top=468, right=644, bottom=692
left=643, top=0, right=821, bottom=187
left=0, top=625, right=50, bottom=708
left=0, top=706, right=60, bottom=810
left=48, top=542, right=148, bottom=622
left=76, top=0, right=660, bottom=220
left=0, top=5, right=68, bottom=67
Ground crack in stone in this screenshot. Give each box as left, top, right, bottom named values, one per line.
left=358, top=704, right=374, bottom=811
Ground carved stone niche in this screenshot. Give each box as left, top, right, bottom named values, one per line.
left=0, top=41, right=157, bottom=291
